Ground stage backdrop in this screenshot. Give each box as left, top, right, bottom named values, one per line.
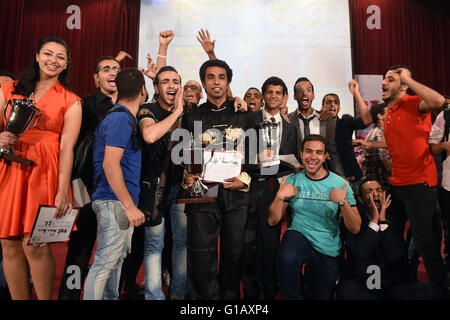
left=138, top=0, right=355, bottom=115
left=0, top=0, right=139, bottom=98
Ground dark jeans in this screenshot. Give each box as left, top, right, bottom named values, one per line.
left=390, top=183, right=448, bottom=289
left=277, top=230, right=339, bottom=300
left=58, top=203, right=97, bottom=300
left=187, top=202, right=248, bottom=300
left=242, top=179, right=281, bottom=300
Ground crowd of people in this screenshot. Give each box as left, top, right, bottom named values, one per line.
left=0, top=29, right=449, bottom=300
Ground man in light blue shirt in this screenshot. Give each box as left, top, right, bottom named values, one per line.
left=268, top=134, right=361, bottom=299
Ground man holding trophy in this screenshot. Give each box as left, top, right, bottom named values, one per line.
left=0, top=37, right=82, bottom=300
left=181, top=59, right=257, bottom=300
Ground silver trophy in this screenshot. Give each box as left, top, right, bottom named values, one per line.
left=184, top=147, right=209, bottom=198
left=258, top=120, right=280, bottom=167
left=0, top=98, right=42, bottom=166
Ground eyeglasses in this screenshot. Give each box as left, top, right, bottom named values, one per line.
left=295, top=87, right=313, bottom=94
left=184, top=85, right=200, bottom=91
left=97, top=66, right=120, bottom=73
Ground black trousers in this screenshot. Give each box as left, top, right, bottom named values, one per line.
left=438, top=187, right=450, bottom=267
left=242, top=178, right=281, bottom=300
left=390, top=183, right=449, bottom=289
left=187, top=195, right=248, bottom=300
left=58, top=203, right=97, bottom=300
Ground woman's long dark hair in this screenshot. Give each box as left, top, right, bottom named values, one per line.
left=13, top=37, right=71, bottom=97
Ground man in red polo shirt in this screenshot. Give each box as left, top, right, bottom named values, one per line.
left=380, top=65, right=448, bottom=292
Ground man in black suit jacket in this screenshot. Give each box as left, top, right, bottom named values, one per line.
left=287, top=77, right=344, bottom=176
left=336, top=178, right=445, bottom=300
left=242, top=76, right=300, bottom=300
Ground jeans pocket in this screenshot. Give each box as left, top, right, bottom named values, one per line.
left=114, top=202, right=130, bottom=231
left=92, top=200, right=110, bottom=231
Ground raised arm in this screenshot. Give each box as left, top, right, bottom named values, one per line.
left=394, top=67, right=445, bottom=113
left=348, top=79, right=373, bottom=125
left=156, top=30, right=174, bottom=71
left=54, top=100, right=82, bottom=218
left=197, top=29, right=217, bottom=60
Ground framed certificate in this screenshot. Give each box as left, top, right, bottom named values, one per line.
left=28, top=205, right=79, bottom=245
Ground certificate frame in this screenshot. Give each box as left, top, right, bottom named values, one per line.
left=27, top=205, right=80, bottom=246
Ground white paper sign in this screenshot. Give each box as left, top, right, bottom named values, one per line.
left=202, top=151, right=243, bottom=183
left=28, top=206, right=79, bottom=245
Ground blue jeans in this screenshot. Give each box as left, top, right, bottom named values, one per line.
left=143, top=218, right=165, bottom=300
left=166, top=185, right=187, bottom=298
left=83, top=200, right=133, bottom=300
left=143, top=185, right=187, bottom=299
left=277, top=230, right=339, bottom=300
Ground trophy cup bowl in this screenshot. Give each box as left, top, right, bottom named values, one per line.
left=0, top=98, right=42, bottom=165
left=258, top=120, right=280, bottom=167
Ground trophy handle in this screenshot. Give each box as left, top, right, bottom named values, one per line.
left=28, top=112, right=42, bottom=130
left=3, top=99, right=12, bottom=121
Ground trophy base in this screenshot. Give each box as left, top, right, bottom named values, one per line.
left=0, top=149, right=35, bottom=166
left=176, top=184, right=218, bottom=204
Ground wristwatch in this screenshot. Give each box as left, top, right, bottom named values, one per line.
left=338, top=198, right=347, bottom=206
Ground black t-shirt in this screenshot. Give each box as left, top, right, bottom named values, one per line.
left=137, top=101, right=188, bottom=185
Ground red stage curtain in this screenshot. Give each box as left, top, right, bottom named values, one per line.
left=0, top=0, right=139, bottom=97
left=350, top=0, right=450, bottom=95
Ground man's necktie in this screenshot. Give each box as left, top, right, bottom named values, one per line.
left=299, top=113, right=315, bottom=137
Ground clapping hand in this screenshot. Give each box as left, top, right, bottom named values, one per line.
left=139, top=53, right=158, bottom=80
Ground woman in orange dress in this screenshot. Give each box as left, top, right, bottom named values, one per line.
left=0, top=37, right=82, bottom=299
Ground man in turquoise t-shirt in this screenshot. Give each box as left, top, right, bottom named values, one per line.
left=268, top=134, right=361, bottom=299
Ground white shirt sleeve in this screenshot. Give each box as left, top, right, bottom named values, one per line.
left=428, top=111, right=445, bottom=144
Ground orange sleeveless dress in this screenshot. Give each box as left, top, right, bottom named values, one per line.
left=0, top=80, right=80, bottom=238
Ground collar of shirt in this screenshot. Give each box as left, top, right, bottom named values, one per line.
left=262, top=109, right=282, bottom=124
left=297, top=108, right=320, bottom=120
left=205, top=98, right=232, bottom=111
left=94, top=88, right=113, bottom=105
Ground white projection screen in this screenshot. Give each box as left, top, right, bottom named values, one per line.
left=138, top=0, right=354, bottom=115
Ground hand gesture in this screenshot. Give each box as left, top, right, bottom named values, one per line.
left=0, top=131, right=19, bottom=149
left=159, top=30, right=174, bottom=46
left=138, top=53, right=158, bottom=80
left=115, top=50, right=133, bottom=63
left=276, top=176, right=298, bottom=200
left=234, top=96, right=248, bottom=112
left=223, top=176, right=245, bottom=190
left=348, top=79, right=360, bottom=96
left=378, top=191, right=391, bottom=221
left=173, top=86, right=184, bottom=116
left=197, top=29, right=216, bottom=55
left=329, top=182, right=348, bottom=205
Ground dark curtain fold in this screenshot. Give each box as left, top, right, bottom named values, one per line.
left=0, top=0, right=139, bottom=97
left=350, top=0, right=450, bottom=95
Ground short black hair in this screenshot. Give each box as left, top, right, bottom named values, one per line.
left=388, top=65, right=416, bottom=95
left=294, top=77, right=314, bottom=93
left=369, top=103, right=387, bottom=123
left=199, top=59, right=233, bottom=83
left=0, top=71, right=16, bottom=80
left=245, top=87, right=261, bottom=94
left=153, top=65, right=181, bottom=85
left=261, top=76, right=288, bottom=95
left=322, top=93, right=340, bottom=106
left=94, top=56, right=119, bottom=73
left=301, top=134, right=327, bottom=153
left=116, top=68, right=145, bottom=101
